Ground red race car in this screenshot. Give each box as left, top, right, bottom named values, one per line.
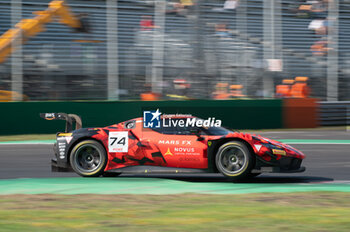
left=41, top=112, right=305, bottom=181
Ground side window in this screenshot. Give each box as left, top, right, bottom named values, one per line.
left=177, top=126, right=206, bottom=135
left=176, top=126, right=192, bottom=135
left=154, top=125, right=205, bottom=135
left=151, top=118, right=204, bottom=135
left=151, top=125, right=178, bottom=135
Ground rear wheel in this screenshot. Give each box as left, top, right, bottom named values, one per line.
left=70, top=140, right=107, bottom=177
left=215, top=141, right=254, bottom=181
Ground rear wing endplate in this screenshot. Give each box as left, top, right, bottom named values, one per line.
left=40, top=113, right=82, bottom=132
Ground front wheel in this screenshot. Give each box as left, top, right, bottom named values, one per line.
left=215, top=141, right=254, bottom=181
left=70, top=140, right=107, bottom=177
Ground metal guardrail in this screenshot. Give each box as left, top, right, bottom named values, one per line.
left=320, top=101, right=350, bottom=126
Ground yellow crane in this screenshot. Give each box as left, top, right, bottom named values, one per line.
left=0, top=0, right=87, bottom=63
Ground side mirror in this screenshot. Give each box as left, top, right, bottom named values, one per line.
left=190, top=128, right=200, bottom=135
left=190, top=128, right=205, bottom=141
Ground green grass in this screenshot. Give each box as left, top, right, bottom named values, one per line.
left=0, top=193, right=350, bottom=232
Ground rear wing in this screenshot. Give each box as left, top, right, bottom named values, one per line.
left=40, top=113, right=82, bottom=132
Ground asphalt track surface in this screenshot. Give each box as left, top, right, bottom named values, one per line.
left=0, top=130, right=349, bottom=183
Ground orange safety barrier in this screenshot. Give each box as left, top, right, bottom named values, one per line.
left=290, top=83, right=310, bottom=98
left=213, top=93, right=230, bottom=100
left=213, top=82, right=229, bottom=100
left=276, top=85, right=291, bottom=98
left=283, top=98, right=319, bottom=128
left=275, top=79, right=294, bottom=98
left=229, top=85, right=245, bottom=98
left=290, top=77, right=310, bottom=98
left=299, top=5, right=312, bottom=11
left=140, top=92, right=160, bottom=101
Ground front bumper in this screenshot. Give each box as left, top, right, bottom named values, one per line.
left=252, top=166, right=306, bottom=173
left=253, top=155, right=305, bottom=173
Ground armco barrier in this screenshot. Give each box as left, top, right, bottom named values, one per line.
left=0, top=100, right=283, bottom=135
left=319, top=101, right=350, bottom=126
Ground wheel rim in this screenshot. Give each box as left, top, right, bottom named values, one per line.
left=219, top=145, right=247, bottom=175
left=73, top=144, right=103, bottom=173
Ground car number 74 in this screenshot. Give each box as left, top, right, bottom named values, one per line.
left=108, top=131, right=128, bottom=152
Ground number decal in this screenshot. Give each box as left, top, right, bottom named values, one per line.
left=110, top=137, right=118, bottom=146
left=110, top=137, right=126, bottom=146
left=108, top=132, right=128, bottom=152
left=118, top=137, right=126, bottom=145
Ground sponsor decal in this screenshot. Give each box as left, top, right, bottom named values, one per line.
left=162, top=117, right=221, bottom=128
left=158, top=140, right=192, bottom=145
left=254, top=144, right=262, bottom=152
left=272, top=149, right=286, bottom=156
left=143, top=109, right=161, bottom=128
left=58, top=133, right=72, bottom=137
left=45, top=113, right=56, bottom=120
left=143, top=109, right=222, bottom=128
left=57, top=133, right=73, bottom=144
left=57, top=142, right=66, bottom=159
left=109, top=131, right=128, bottom=152
left=65, top=136, right=73, bottom=144
left=164, top=148, right=173, bottom=156
left=174, top=147, right=195, bottom=153
left=164, top=147, right=200, bottom=156
left=179, top=157, right=200, bottom=162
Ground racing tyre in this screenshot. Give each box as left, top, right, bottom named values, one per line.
left=70, top=140, right=107, bottom=177
left=215, top=141, right=254, bottom=181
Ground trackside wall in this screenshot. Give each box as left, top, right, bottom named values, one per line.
left=0, top=100, right=282, bottom=135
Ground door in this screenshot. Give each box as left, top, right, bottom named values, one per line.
left=140, top=126, right=208, bottom=169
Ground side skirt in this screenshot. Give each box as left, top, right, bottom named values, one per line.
left=105, top=165, right=210, bottom=174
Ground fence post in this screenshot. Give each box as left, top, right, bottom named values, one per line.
left=347, top=105, right=350, bottom=132
left=327, top=0, right=339, bottom=101
left=236, top=0, right=247, bottom=95
left=263, top=0, right=282, bottom=98
left=11, top=0, right=23, bottom=101
left=151, top=0, right=166, bottom=94
left=106, top=0, right=119, bottom=100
